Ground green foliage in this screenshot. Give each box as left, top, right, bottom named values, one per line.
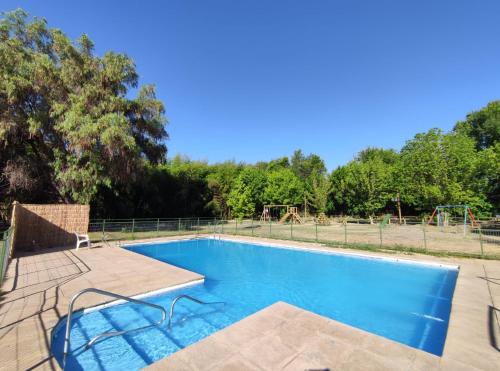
left=0, top=10, right=167, bottom=206
left=454, top=101, right=500, bottom=150
left=266, top=156, right=290, bottom=172
left=227, top=167, right=267, bottom=218
left=263, top=168, right=304, bottom=206
left=397, top=129, right=488, bottom=213
left=329, top=148, right=397, bottom=216
left=306, top=171, right=332, bottom=213
left=1, top=10, right=498, bottom=219
left=472, top=143, right=500, bottom=212
left=291, top=149, right=326, bottom=180
left=206, top=161, right=242, bottom=218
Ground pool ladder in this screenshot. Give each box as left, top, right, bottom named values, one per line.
left=167, top=294, right=225, bottom=329
left=62, top=288, right=167, bottom=368
left=62, top=289, right=224, bottom=369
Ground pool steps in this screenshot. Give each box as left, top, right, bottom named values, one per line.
left=62, top=287, right=223, bottom=370
left=63, top=288, right=167, bottom=369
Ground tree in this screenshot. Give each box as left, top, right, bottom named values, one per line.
left=291, top=149, right=326, bottom=180
left=471, top=143, right=500, bottom=212
left=0, top=10, right=167, bottom=206
left=306, top=171, right=332, bottom=213
left=329, top=148, right=397, bottom=216
left=206, top=161, right=241, bottom=218
left=397, top=129, right=488, bottom=213
left=227, top=167, right=267, bottom=218
left=168, top=155, right=212, bottom=217
left=454, top=101, right=500, bottom=150
left=266, top=156, right=290, bottom=172
left=263, top=168, right=304, bottom=205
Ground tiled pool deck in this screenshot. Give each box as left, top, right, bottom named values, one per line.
left=0, top=235, right=499, bottom=370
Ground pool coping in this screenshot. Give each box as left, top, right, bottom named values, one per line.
left=6, top=234, right=495, bottom=370
left=80, top=278, right=205, bottom=314
left=119, top=235, right=499, bottom=370
left=49, top=236, right=461, bottom=367
left=118, top=236, right=459, bottom=354
left=50, top=277, right=206, bottom=340
left=123, top=235, right=460, bottom=270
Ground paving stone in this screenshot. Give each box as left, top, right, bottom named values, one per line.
left=239, top=333, right=297, bottom=370
left=2, top=235, right=500, bottom=371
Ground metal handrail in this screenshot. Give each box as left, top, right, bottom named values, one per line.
left=62, top=288, right=167, bottom=368
left=168, top=294, right=225, bottom=329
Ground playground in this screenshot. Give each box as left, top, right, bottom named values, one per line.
left=85, top=212, right=500, bottom=259
left=220, top=204, right=499, bottom=257
left=220, top=219, right=499, bottom=256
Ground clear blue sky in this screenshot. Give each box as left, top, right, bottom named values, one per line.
left=4, top=1, right=500, bottom=169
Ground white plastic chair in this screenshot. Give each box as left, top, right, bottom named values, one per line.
left=75, top=233, right=91, bottom=250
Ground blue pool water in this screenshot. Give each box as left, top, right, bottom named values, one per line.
left=52, top=238, right=458, bottom=369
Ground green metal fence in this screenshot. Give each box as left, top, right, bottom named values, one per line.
left=88, top=217, right=500, bottom=259
left=0, top=227, right=12, bottom=285
left=88, top=218, right=217, bottom=242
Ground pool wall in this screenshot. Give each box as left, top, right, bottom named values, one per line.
left=124, top=236, right=460, bottom=271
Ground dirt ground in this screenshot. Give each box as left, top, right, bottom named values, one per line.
left=222, top=220, right=500, bottom=257
left=88, top=219, right=500, bottom=258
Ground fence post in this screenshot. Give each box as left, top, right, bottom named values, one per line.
left=131, top=219, right=135, bottom=239
left=379, top=225, right=383, bottom=247
left=344, top=222, right=347, bottom=244
left=0, top=237, right=5, bottom=285
left=315, top=222, right=318, bottom=242
left=251, top=219, right=254, bottom=237
left=290, top=220, right=293, bottom=240
left=269, top=219, right=272, bottom=237
left=422, top=223, right=427, bottom=251
left=221, top=220, right=224, bottom=234
left=102, top=219, right=106, bottom=240
left=235, top=219, right=238, bottom=234
left=156, top=218, right=160, bottom=237
left=479, top=227, right=484, bottom=256
left=197, top=218, right=200, bottom=235
left=178, top=218, right=181, bottom=233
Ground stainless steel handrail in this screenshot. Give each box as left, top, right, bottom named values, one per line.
left=62, top=288, right=166, bottom=368
left=168, top=294, right=225, bottom=329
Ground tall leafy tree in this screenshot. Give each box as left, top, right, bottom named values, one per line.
left=470, top=143, right=500, bottom=212
left=206, top=161, right=241, bottom=218
left=168, top=155, right=212, bottom=216
left=263, top=168, right=304, bottom=206
left=291, top=149, right=326, bottom=180
left=397, top=129, right=488, bottom=213
left=454, top=101, right=500, bottom=150
left=227, top=167, right=267, bottom=218
left=329, top=148, right=397, bottom=216
left=266, top=156, right=290, bottom=172
left=306, top=170, right=332, bottom=213
left=0, top=10, right=167, bottom=206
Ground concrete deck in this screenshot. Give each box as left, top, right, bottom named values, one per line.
left=0, top=235, right=499, bottom=370
left=147, top=301, right=441, bottom=371
left=0, top=239, right=203, bottom=370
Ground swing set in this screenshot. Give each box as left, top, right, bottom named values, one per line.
left=427, top=205, right=477, bottom=234
left=260, top=205, right=303, bottom=224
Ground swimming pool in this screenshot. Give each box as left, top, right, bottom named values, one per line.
left=52, top=238, right=458, bottom=370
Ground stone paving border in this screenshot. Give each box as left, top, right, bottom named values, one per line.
left=0, top=237, right=203, bottom=370
left=0, top=234, right=499, bottom=370
left=142, top=235, right=500, bottom=370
